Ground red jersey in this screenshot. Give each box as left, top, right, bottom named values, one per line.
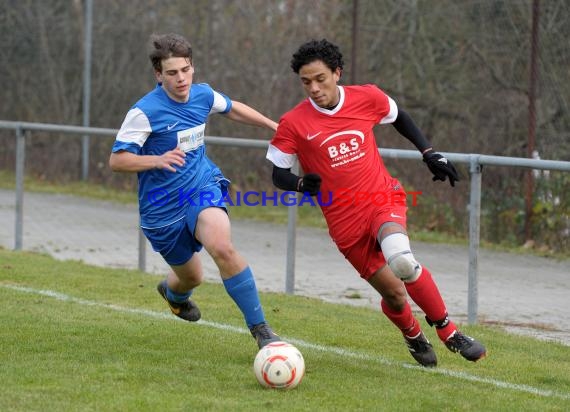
left=267, top=84, right=403, bottom=248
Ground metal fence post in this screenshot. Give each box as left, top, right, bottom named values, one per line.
left=285, top=164, right=299, bottom=294
left=138, top=226, right=146, bottom=272
left=467, top=155, right=482, bottom=324
left=81, top=0, right=93, bottom=181
left=14, top=126, right=25, bottom=250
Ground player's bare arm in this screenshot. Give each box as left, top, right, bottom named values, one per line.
left=224, top=100, right=278, bottom=131
left=109, top=148, right=186, bottom=173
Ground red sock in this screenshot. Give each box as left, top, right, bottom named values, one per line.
left=381, top=299, right=421, bottom=338
left=404, top=267, right=457, bottom=341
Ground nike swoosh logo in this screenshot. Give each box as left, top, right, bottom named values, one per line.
left=306, top=131, right=322, bottom=140
left=208, top=198, right=222, bottom=205
left=390, top=213, right=403, bottom=219
left=167, top=121, right=180, bottom=131
left=169, top=305, right=181, bottom=315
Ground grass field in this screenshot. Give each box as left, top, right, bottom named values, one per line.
left=1, top=249, right=569, bottom=411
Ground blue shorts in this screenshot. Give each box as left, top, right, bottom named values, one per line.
left=142, top=180, right=228, bottom=266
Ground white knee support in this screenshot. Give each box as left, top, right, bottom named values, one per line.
left=380, top=232, right=422, bottom=282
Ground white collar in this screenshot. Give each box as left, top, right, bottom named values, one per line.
left=309, top=86, right=344, bottom=115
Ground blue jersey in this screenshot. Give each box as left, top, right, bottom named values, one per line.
left=112, top=83, right=232, bottom=228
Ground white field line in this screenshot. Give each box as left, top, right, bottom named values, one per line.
left=3, top=283, right=569, bottom=402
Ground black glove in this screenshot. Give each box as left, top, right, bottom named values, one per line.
left=423, top=151, right=459, bottom=187
left=298, top=173, right=322, bottom=196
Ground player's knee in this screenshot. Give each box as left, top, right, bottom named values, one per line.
left=207, top=242, right=237, bottom=264
left=380, top=232, right=422, bottom=282
left=388, top=253, right=421, bottom=282
left=381, top=288, right=407, bottom=311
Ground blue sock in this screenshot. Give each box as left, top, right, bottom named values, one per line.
left=166, top=286, right=193, bottom=304
left=223, top=267, right=265, bottom=329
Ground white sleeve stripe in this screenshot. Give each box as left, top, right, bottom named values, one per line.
left=266, top=144, right=297, bottom=169
left=211, top=91, right=230, bottom=114
left=379, top=96, right=398, bottom=125
left=116, top=108, right=152, bottom=147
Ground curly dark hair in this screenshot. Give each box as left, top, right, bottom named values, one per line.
left=290, top=39, right=344, bottom=74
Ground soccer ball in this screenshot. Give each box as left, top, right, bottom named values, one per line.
left=253, top=341, right=305, bottom=389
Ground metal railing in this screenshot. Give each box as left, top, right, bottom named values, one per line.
left=2, top=120, right=570, bottom=324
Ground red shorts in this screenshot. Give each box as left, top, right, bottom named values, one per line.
left=335, top=192, right=408, bottom=280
